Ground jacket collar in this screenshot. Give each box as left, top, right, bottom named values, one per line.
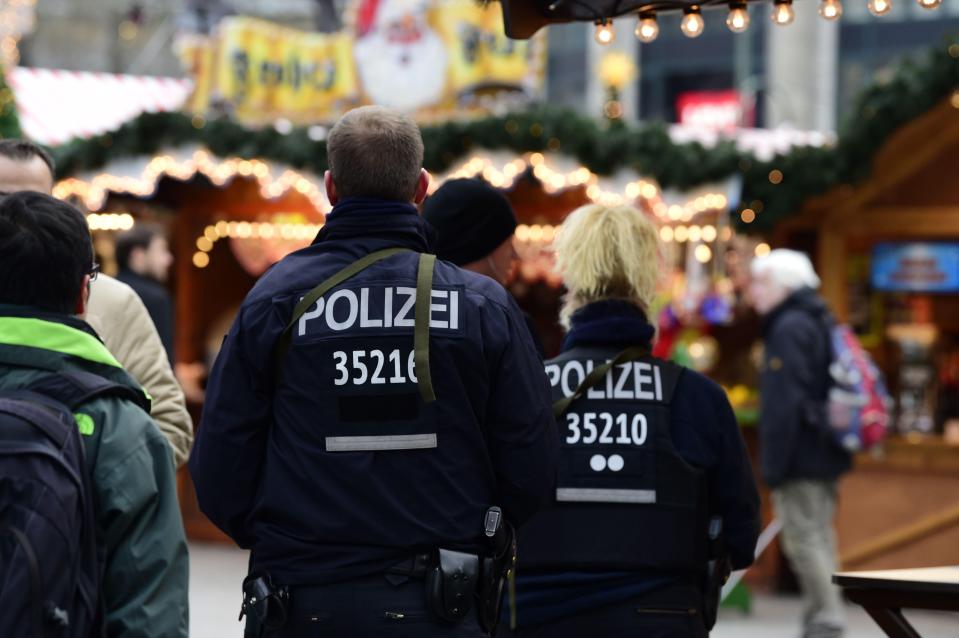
left=312, top=197, right=435, bottom=252
left=562, top=300, right=656, bottom=352
left=118, top=268, right=162, bottom=289
left=0, top=304, right=122, bottom=369
left=762, top=287, right=829, bottom=335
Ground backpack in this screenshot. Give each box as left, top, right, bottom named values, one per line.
left=825, top=324, right=892, bottom=452
left=0, top=370, right=146, bottom=638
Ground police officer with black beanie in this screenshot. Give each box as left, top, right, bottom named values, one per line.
left=503, top=203, right=760, bottom=637
left=423, top=178, right=545, bottom=356
left=191, top=106, right=559, bottom=637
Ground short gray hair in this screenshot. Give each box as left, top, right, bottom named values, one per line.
left=751, top=248, right=821, bottom=291
left=326, top=105, right=424, bottom=201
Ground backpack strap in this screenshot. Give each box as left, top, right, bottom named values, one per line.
left=25, top=369, right=150, bottom=414
left=0, top=525, right=46, bottom=638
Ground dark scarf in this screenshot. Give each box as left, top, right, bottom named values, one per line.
left=562, top=300, right=656, bottom=352
left=313, top=197, right=436, bottom=252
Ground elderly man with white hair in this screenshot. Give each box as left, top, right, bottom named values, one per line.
left=749, top=249, right=851, bottom=638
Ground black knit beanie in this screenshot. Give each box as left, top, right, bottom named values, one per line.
left=422, top=178, right=517, bottom=266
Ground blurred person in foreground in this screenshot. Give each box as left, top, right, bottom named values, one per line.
left=422, top=178, right=545, bottom=356
left=505, top=204, right=760, bottom=637
left=0, top=139, right=192, bottom=466
left=0, top=191, right=188, bottom=636
left=115, top=225, right=176, bottom=364
left=750, top=249, right=851, bottom=638
left=191, top=105, right=558, bottom=637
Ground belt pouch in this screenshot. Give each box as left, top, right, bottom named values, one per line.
left=426, top=549, right=478, bottom=623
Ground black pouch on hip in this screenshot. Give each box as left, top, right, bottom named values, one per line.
left=426, top=548, right=479, bottom=623
left=239, top=570, right=290, bottom=635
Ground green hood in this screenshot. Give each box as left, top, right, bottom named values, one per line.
left=0, top=305, right=148, bottom=401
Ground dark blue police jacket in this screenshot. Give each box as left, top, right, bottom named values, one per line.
left=190, top=198, right=558, bottom=586
left=508, top=300, right=760, bottom=627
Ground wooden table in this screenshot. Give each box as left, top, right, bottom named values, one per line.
left=833, top=567, right=959, bottom=638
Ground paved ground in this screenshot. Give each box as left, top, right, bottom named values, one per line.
left=190, top=542, right=959, bottom=637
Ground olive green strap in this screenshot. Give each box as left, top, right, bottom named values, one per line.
left=414, top=253, right=437, bottom=403
left=274, top=248, right=413, bottom=377
left=552, top=346, right=650, bottom=417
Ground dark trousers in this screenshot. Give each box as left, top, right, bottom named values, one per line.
left=248, top=573, right=488, bottom=637
left=500, top=584, right=709, bottom=638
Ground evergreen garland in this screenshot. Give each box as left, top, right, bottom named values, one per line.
left=0, top=68, right=22, bottom=139
left=50, top=37, right=959, bottom=233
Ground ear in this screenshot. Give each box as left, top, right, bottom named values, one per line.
left=413, top=169, right=430, bottom=205
left=324, top=171, right=339, bottom=206
left=74, top=275, right=91, bottom=317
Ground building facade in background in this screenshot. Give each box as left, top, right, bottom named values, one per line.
left=13, top=0, right=959, bottom=134
left=545, top=2, right=959, bottom=132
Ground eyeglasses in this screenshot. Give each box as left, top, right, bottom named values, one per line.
left=89, top=263, right=100, bottom=282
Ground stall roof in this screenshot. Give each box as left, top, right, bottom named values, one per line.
left=8, top=67, right=192, bottom=146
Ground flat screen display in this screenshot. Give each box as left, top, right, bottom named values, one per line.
left=872, top=243, right=959, bottom=293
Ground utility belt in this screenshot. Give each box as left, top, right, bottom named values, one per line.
left=240, top=507, right=515, bottom=636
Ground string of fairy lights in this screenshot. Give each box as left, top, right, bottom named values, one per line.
left=54, top=150, right=330, bottom=214
left=595, top=0, right=942, bottom=44
left=69, top=150, right=737, bottom=270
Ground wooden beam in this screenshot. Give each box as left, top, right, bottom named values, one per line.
left=818, top=222, right=848, bottom=321
left=840, top=504, right=959, bottom=568
left=839, top=207, right=959, bottom=237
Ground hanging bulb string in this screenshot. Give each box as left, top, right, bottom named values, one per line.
left=588, top=0, right=935, bottom=38
left=681, top=5, right=705, bottom=38
left=594, top=19, right=616, bottom=44
left=635, top=10, right=659, bottom=43
left=726, top=1, right=750, bottom=33
left=771, top=0, right=795, bottom=25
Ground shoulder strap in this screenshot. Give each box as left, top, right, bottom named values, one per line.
left=274, top=248, right=438, bottom=403
left=414, top=253, right=437, bottom=403
left=26, top=369, right=150, bottom=413
left=552, top=346, right=650, bottom=418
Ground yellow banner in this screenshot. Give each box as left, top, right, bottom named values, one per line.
left=177, top=0, right=545, bottom=124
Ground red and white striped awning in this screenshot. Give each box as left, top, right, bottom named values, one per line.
left=7, top=67, right=192, bottom=147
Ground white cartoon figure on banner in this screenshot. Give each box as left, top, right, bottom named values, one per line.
left=353, top=0, right=448, bottom=111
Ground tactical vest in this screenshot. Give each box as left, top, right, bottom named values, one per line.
left=275, top=248, right=445, bottom=453
left=518, top=345, right=708, bottom=573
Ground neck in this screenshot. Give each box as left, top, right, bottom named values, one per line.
left=463, top=259, right=500, bottom=284
left=563, top=299, right=655, bottom=351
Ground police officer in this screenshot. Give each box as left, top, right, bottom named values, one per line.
left=190, top=106, right=559, bottom=637
left=422, top=178, right=546, bottom=356
left=504, top=204, right=760, bottom=637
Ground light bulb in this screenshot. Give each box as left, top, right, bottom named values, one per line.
left=771, top=0, right=795, bottom=24
left=594, top=20, right=615, bottom=44
left=917, top=0, right=941, bottom=7
left=726, top=3, right=750, bottom=32
left=681, top=7, right=705, bottom=38
left=868, top=0, right=892, bottom=14
left=818, top=0, right=843, bottom=20
left=635, top=11, right=659, bottom=43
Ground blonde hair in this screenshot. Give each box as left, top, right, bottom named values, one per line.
left=554, top=203, right=662, bottom=327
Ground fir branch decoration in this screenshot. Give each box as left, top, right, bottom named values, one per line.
left=49, top=37, right=959, bottom=233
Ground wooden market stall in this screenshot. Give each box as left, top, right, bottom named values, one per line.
left=773, top=95, right=959, bottom=572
